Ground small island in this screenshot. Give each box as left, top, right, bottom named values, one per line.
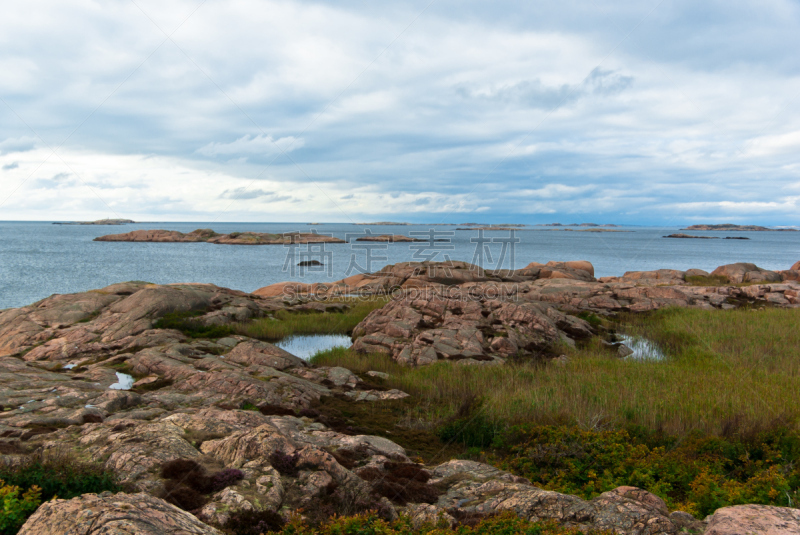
left=682, top=224, right=797, bottom=232
left=354, top=221, right=413, bottom=226
left=94, top=229, right=345, bottom=245
left=355, top=234, right=424, bottom=242
left=664, top=233, right=750, bottom=240
left=53, top=218, right=135, bottom=225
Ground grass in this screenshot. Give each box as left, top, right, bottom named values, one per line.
left=312, top=306, right=800, bottom=438
left=153, top=311, right=235, bottom=339
left=235, top=297, right=388, bottom=341
left=311, top=306, right=800, bottom=516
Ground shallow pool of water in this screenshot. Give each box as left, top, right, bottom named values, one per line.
left=275, top=334, right=352, bottom=360
left=109, top=372, right=135, bottom=390
left=617, top=335, right=667, bottom=361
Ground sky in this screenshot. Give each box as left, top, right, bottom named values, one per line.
left=1, top=0, right=800, bottom=225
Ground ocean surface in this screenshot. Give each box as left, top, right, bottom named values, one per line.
left=1, top=221, right=799, bottom=310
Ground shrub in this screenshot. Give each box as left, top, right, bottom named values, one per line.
left=210, top=469, right=244, bottom=492
left=159, top=459, right=244, bottom=511
left=490, top=424, right=800, bottom=517
left=222, top=508, right=285, bottom=535
left=268, top=451, right=300, bottom=477
left=357, top=463, right=440, bottom=506
left=159, top=480, right=207, bottom=512
left=0, top=454, right=119, bottom=502
left=0, top=480, right=41, bottom=535
left=271, top=511, right=597, bottom=534
left=258, top=404, right=296, bottom=416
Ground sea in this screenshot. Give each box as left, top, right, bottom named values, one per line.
left=1, top=221, right=799, bottom=310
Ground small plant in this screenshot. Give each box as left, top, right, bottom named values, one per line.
left=221, top=508, right=285, bottom=535
left=268, top=450, right=300, bottom=477
left=356, top=462, right=440, bottom=506
left=159, top=459, right=244, bottom=511
left=210, top=468, right=244, bottom=492
left=153, top=311, right=234, bottom=339
left=258, top=404, right=296, bottom=416
left=0, top=480, right=41, bottom=535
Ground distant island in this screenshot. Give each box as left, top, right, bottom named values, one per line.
left=664, top=233, right=749, bottom=240
left=459, top=223, right=527, bottom=227
left=536, top=223, right=619, bottom=227
left=682, top=224, right=797, bottom=232
left=53, top=218, right=134, bottom=225
left=355, top=234, right=424, bottom=242
left=94, top=229, right=345, bottom=245
left=354, top=222, right=412, bottom=226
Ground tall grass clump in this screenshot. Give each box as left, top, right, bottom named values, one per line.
left=237, top=297, right=388, bottom=341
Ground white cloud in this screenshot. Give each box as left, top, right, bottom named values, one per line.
left=196, top=135, right=305, bottom=157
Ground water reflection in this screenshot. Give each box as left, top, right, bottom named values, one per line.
left=275, top=334, right=352, bottom=360
left=617, top=335, right=667, bottom=361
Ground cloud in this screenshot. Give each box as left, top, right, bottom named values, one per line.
left=0, top=1, right=799, bottom=225
left=0, top=137, right=37, bottom=155
left=197, top=135, right=305, bottom=158
left=455, top=68, right=633, bottom=109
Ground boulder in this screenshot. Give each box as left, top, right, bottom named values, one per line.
left=711, top=263, right=779, bottom=284
left=18, top=492, right=222, bottom=535
left=622, top=269, right=685, bottom=282
left=705, top=504, right=800, bottom=535
left=792, top=261, right=800, bottom=271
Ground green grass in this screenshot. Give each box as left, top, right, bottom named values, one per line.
left=153, top=311, right=235, bottom=339
left=312, top=306, right=800, bottom=437
left=236, top=298, right=388, bottom=341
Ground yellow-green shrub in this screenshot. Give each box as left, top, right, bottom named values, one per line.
left=0, top=480, right=41, bottom=535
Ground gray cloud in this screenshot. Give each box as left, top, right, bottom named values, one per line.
left=2, top=162, right=19, bottom=170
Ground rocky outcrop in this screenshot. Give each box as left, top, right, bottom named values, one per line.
left=414, top=460, right=703, bottom=534
left=94, top=229, right=345, bottom=245
left=704, top=504, right=800, bottom=535
left=352, top=294, right=593, bottom=365
left=4, top=260, right=800, bottom=534
left=711, top=263, right=782, bottom=284
left=792, top=261, right=800, bottom=271
left=18, top=492, right=222, bottom=534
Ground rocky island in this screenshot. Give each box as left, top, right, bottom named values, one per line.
left=664, top=233, right=750, bottom=240
left=354, top=234, right=425, bottom=242
left=53, top=218, right=135, bottom=225
left=94, top=229, right=346, bottom=245
left=682, top=224, right=797, bottom=231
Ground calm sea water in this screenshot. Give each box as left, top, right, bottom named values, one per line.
left=1, top=221, right=798, bottom=309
